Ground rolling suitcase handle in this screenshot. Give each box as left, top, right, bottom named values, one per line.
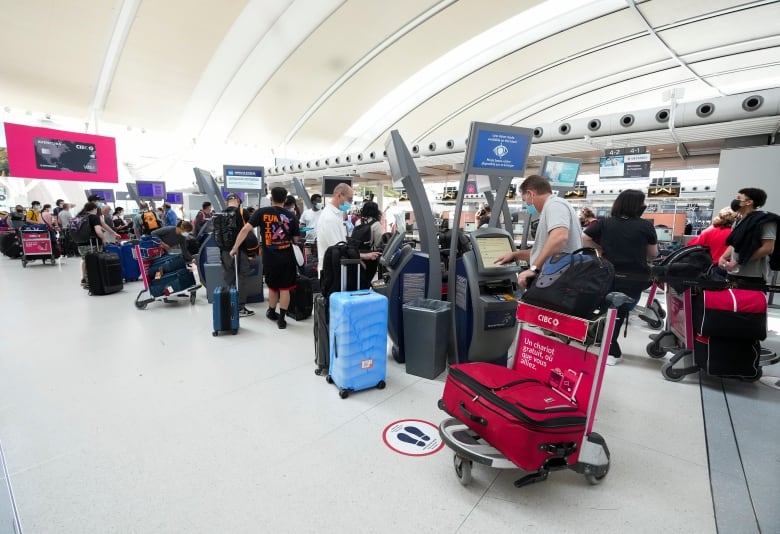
left=339, top=258, right=361, bottom=292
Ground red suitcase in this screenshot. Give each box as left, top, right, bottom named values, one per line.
left=440, top=362, right=586, bottom=472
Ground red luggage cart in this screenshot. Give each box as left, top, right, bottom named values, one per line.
left=438, top=292, right=630, bottom=488
left=20, top=228, right=56, bottom=267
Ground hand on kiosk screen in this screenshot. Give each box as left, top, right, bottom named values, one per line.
left=477, top=236, right=513, bottom=268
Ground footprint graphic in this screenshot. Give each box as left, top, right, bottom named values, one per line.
left=404, top=426, right=430, bottom=441
left=397, top=432, right=426, bottom=447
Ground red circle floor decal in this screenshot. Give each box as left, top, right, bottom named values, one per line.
left=382, top=419, right=445, bottom=457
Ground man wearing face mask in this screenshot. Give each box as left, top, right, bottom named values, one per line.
left=718, top=187, right=778, bottom=287
left=316, top=183, right=380, bottom=273
left=25, top=201, right=43, bottom=224
left=151, top=221, right=195, bottom=263
left=494, top=175, right=582, bottom=289
left=88, top=194, right=120, bottom=240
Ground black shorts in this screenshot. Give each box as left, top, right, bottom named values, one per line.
left=263, top=248, right=297, bottom=290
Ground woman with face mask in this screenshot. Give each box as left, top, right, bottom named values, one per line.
left=25, top=201, right=42, bottom=224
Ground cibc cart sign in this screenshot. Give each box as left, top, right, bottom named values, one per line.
left=382, top=419, right=444, bottom=457
left=516, top=302, right=589, bottom=341
left=514, top=329, right=596, bottom=406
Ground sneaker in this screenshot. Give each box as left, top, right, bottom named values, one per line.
left=266, top=308, right=279, bottom=321
left=239, top=307, right=255, bottom=318
left=277, top=318, right=287, bottom=329
left=606, top=355, right=622, bottom=366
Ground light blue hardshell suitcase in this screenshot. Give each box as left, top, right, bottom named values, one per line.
left=328, top=259, right=388, bottom=398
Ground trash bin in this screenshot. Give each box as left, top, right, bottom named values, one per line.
left=402, top=298, right=452, bottom=379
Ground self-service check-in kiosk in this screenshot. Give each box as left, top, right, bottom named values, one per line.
left=454, top=228, right=521, bottom=364
left=446, top=121, right=534, bottom=365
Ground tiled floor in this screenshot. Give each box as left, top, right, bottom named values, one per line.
left=1, top=255, right=777, bottom=533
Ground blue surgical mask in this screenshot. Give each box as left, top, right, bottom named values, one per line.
left=526, top=203, right=538, bottom=217
left=315, top=203, right=323, bottom=210
left=339, top=202, right=351, bottom=212
left=97, top=202, right=105, bottom=208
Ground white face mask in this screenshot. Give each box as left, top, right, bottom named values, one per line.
left=181, top=232, right=190, bottom=238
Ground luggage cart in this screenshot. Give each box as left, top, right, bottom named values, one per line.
left=133, top=243, right=201, bottom=309
left=646, top=280, right=774, bottom=382
left=636, top=281, right=666, bottom=329
left=20, top=228, right=56, bottom=267
left=439, top=292, right=631, bottom=488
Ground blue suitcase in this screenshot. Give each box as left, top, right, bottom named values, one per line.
left=149, top=269, right=197, bottom=297
left=212, top=259, right=240, bottom=336
left=147, top=254, right=186, bottom=277
left=328, top=259, right=388, bottom=398
left=105, top=242, right=141, bottom=281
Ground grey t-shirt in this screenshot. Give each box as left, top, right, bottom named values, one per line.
left=530, top=195, right=582, bottom=265
left=731, top=221, right=777, bottom=279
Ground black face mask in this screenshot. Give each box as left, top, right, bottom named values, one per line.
left=730, top=199, right=742, bottom=212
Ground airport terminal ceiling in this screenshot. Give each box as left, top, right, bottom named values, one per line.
left=0, top=0, right=779, bottom=189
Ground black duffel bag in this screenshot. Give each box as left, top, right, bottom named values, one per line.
left=522, top=247, right=615, bottom=319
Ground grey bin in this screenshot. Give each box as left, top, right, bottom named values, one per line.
left=402, top=299, right=452, bottom=380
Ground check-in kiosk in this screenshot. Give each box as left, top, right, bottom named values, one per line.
left=447, top=121, right=534, bottom=365
left=454, top=228, right=521, bottom=364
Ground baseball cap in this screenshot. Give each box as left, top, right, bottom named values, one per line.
left=225, top=192, right=241, bottom=202
left=87, top=194, right=103, bottom=202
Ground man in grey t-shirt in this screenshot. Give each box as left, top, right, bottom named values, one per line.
left=495, top=175, right=582, bottom=288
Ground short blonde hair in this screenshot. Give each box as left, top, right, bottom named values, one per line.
left=712, top=207, right=737, bottom=228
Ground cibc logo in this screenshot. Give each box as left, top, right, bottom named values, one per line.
left=537, top=314, right=559, bottom=327
left=75, top=144, right=94, bottom=151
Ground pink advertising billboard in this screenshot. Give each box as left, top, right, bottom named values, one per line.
left=3, top=122, right=118, bottom=183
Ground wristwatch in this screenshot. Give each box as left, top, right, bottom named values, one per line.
left=529, top=264, right=538, bottom=273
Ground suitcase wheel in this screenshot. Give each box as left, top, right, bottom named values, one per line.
left=453, top=455, right=472, bottom=486
left=213, top=331, right=219, bottom=337
left=325, top=375, right=333, bottom=384
left=190, top=292, right=197, bottom=305
left=376, top=380, right=386, bottom=390
left=339, top=389, right=349, bottom=399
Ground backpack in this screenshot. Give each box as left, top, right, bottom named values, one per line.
left=348, top=220, right=377, bottom=252
left=67, top=213, right=93, bottom=244
left=320, top=241, right=361, bottom=298
left=212, top=207, right=244, bottom=250
left=141, top=210, right=160, bottom=234
left=522, top=247, right=615, bottom=319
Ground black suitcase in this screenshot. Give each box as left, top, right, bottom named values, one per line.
left=85, top=251, right=124, bottom=295
left=313, top=293, right=329, bottom=375
left=289, top=275, right=314, bottom=320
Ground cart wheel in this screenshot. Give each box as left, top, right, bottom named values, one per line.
left=189, top=292, right=196, bottom=305
left=134, top=301, right=148, bottom=310
left=230, top=329, right=237, bottom=335
left=646, top=341, right=666, bottom=359
left=585, top=471, right=607, bottom=485
left=646, top=319, right=663, bottom=330
left=661, top=361, right=685, bottom=382
left=376, top=380, right=386, bottom=390
left=325, top=375, right=334, bottom=384
left=213, top=331, right=218, bottom=337
left=21, top=260, right=27, bottom=268
left=339, top=390, right=349, bottom=399
left=453, top=455, right=473, bottom=486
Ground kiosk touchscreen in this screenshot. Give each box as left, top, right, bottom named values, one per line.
left=454, top=228, right=521, bottom=364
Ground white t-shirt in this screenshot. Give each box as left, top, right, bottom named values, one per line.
left=530, top=195, right=582, bottom=266
left=300, top=208, right=322, bottom=242
left=316, top=204, right=347, bottom=271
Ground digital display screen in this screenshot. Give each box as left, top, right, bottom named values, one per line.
left=88, top=189, right=115, bottom=202
left=35, top=137, right=97, bottom=173
left=475, top=235, right=513, bottom=269
left=322, top=176, right=352, bottom=196
left=136, top=181, right=166, bottom=198
left=464, top=122, right=533, bottom=178
left=599, top=154, right=651, bottom=178
left=541, top=156, right=581, bottom=188
left=165, top=192, right=184, bottom=204
left=4, top=123, right=118, bottom=183
left=223, top=165, right=264, bottom=191
left=656, top=227, right=674, bottom=242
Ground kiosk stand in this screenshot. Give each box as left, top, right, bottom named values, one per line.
left=446, top=122, right=534, bottom=365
